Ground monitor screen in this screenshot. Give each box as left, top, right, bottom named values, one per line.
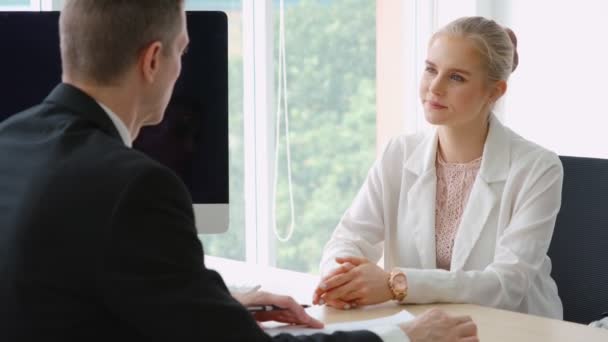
left=0, top=11, right=229, bottom=234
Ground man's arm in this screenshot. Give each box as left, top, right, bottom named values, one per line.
left=98, top=163, right=382, bottom=342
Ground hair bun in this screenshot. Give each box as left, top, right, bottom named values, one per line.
left=504, top=27, right=518, bottom=72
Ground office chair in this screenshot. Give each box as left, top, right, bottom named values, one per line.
left=548, top=156, right=608, bottom=324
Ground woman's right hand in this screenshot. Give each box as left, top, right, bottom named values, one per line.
left=312, top=260, right=357, bottom=309
left=313, top=256, right=393, bottom=309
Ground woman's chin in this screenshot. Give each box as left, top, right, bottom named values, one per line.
left=424, top=111, right=449, bottom=126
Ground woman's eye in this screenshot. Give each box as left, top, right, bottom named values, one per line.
left=424, top=66, right=436, bottom=74
left=450, top=74, right=465, bottom=82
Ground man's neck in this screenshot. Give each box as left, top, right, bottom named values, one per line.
left=62, top=77, right=140, bottom=140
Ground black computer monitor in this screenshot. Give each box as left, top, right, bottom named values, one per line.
left=0, top=11, right=229, bottom=233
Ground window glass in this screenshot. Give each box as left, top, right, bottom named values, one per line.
left=271, top=0, right=376, bottom=273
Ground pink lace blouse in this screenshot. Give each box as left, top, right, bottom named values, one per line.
left=435, top=153, right=482, bottom=270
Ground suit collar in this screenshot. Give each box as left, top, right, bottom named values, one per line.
left=96, top=101, right=132, bottom=147
left=404, top=114, right=511, bottom=183
left=43, top=83, right=122, bottom=142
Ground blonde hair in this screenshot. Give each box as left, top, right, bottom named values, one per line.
left=432, top=16, right=518, bottom=82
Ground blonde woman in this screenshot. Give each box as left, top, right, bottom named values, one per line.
left=313, top=16, right=563, bottom=319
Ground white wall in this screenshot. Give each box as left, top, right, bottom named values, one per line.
left=505, top=0, right=608, bottom=158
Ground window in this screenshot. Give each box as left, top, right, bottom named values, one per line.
left=0, top=0, right=44, bottom=10
left=198, top=0, right=378, bottom=274
left=1, top=0, right=30, bottom=6
left=269, top=0, right=377, bottom=273
left=197, top=0, right=378, bottom=274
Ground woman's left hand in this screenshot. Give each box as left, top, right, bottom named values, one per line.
left=313, top=256, right=394, bottom=308
left=233, top=290, right=324, bottom=328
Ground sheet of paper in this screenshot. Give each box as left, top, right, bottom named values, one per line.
left=264, top=310, right=415, bottom=336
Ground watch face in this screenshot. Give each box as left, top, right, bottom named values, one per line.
left=394, top=274, right=407, bottom=291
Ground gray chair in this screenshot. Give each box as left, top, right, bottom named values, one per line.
left=547, top=156, right=608, bottom=324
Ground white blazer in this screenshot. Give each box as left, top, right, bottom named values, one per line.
left=320, top=115, right=563, bottom=319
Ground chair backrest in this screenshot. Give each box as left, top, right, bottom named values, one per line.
left=548, top=156, right=608, bottom=324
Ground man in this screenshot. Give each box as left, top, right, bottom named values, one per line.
left=0, top=1, right=477, bottom=341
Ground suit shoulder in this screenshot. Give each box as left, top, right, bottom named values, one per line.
left=99, top=146, right=179, bottom=184
left=58, top=130, right=184, bottom=199
left=0, top=103, right=49, bottom=132
left=88, top=147, right=193, bottom=214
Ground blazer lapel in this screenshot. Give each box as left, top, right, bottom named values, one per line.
left=450, top=115, right=510, bottom=270
left=450, top=177, right=496, bottom=270
left=403, top=133, right=439, bottom=269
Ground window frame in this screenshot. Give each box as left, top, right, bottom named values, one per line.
left=242, top=0, right=276, bottom=266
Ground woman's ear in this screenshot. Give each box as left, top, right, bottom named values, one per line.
left=139, top=41, right=163, bottom=83
left=490, top=80, right=507, bottom=103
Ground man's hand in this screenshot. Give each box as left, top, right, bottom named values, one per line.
left=233, top=290, right=323, bottom=328
left=400, top=309, right=479, bottom=342
left=589, top=317, right=608, bottom=329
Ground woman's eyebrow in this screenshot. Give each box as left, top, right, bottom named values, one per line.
left=425, top=60, right=472, bottom=76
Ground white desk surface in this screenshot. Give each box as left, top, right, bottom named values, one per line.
left=205, top=256, right=608, bottom=342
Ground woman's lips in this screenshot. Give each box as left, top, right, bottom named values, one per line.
left=427, top=100, right=447, bottom=110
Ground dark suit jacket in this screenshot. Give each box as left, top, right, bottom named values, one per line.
left=0, top=84, right=381, bottom=342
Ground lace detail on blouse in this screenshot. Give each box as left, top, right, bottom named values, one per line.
left=435, top=153, right=482, bottom=270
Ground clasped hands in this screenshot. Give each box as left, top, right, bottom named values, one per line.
left=312, top=256, right=393, bottom=309
left=232, top=255, right=390, bottom=328
left=234, top=258, right=479, bottom=342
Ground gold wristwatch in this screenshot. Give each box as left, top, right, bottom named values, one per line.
left=388, top=269, right=408, bottom=301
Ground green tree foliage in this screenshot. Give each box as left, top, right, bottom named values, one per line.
left=274, top=0, right=376, bottom=273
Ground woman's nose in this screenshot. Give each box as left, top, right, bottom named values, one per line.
left=429, top=76, right=445, bottom=95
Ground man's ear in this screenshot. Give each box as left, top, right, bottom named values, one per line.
left=140, top=41, right=163, bottom=83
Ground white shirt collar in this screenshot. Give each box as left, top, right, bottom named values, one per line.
left=95, top=101, right=132, bottom=148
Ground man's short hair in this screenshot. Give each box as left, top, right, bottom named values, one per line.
left=60, top=0, right=185, bottom=85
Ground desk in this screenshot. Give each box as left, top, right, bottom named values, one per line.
left=206, top=256, right=608, bottom=342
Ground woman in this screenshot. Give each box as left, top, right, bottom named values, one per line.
left=313, top=16, right=563, bottom=319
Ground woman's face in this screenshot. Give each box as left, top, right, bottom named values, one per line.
left=419, top=34, right=500, bottom=129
